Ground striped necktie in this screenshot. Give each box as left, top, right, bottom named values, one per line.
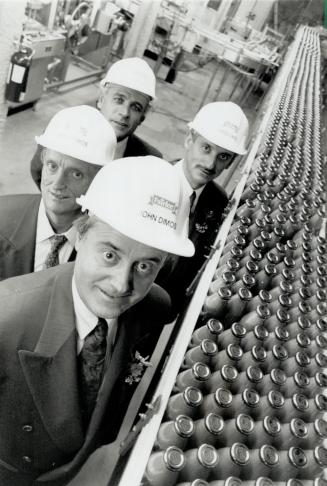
left=43, top=234, right=67, bottom=269
left=78, top=318, right=108, bottom=426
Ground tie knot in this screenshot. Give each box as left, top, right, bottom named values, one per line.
left=43, top=234, right=68, bottom=269
left=50, top=234, right=67, bottom=250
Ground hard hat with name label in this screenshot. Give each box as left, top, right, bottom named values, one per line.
left=77, top=156, right=195, bottom=257
left=188, top=102, right=249, bottom=155
left=100, top=57, right=156, bottom=99
left=35, top=105, right=117, bottom=166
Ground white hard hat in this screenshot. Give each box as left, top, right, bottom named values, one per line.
left=188, top=102, right=249, bottom=155
left=77, top=156, right=195, bottom=257
left=35, top=105, right=117, bottom=166
left=100, top=57, right=156, bottom=99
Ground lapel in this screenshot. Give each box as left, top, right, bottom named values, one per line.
left=18, top=264, right=84, bottom=454
left=3, top=195, right=40, bottom=277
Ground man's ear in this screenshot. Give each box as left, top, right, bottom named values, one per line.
left=184, top=131, right=193, bottom=150
left=97, top=94, right=104, bottom=110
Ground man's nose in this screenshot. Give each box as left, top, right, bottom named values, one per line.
left=203, top=155, right=216, bottom=170
left=52, top=168, right=66, bottom=188
left=119, top=102, right=130, bottom=118
left=110, top=264, right=133, bottom=296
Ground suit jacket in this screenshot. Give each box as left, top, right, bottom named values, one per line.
left=156, top=181, right=228, bottom=314
left=30, top=134, right=162, bottom=189
left=0, top=194, right=76, bottom=281
left=0, top=263, right=171, bottom=485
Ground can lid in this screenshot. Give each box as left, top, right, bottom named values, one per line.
left=231, top=322, right=246, bottom=339
left=246, top=365, right=263, bottom=382
left=300, top=274, right=313, bottom=287
left=290, top=418, right=308, bottom=438
left=192, top=362, right=211, bottom=381
left=281, top=268, right=295, bottom=281
left=255, top=218, right=266, bottom=229
left=190, top=480, right=210, bottom=486
left=298, top=301, right=312, bottom=314
left=263, top=415, right=281, bottom=436
left=257, top=304, right=271, bottom=319
left=297, top=315, right=311, bottom=329
left=317, top=276, right=327, bottom=288
left=272, top=344, right=288, bottom=360
left=204, top=413, right=224, bottom=435
left=292, top=393, right=309, bottom=411
left=200, top=339, right=218, bottom=356
left=280, top=280, right=293, bottom=293
left=197, top=443, right=219, bottom=468
left=276, top=242, right=286, bottom=253
left=224, top=477, right=242, bottom=486
left=317, top=289, right=327, bottom=302
left=215, top=388, right=233, bottom=407
left=184, top=387, right=203, bottom=407
left=275, top=326, right=289, bottom=341
left=221, top=364, right=238, bottom=383
left=236, top=413, right=254, bottom=434
left=255, top=478, right=274, bottom=486
left=315, top=371, right=327, bottom=387
left=317, top=302, right=327, bottom=315
left=259, top=445, right=279, bottom=466
left=243, top=388, right=260, bottom=407
left=227, top=259, right=240, bottom=272
left=242, top=274, right=256, bottom=288
left=317, top=255, right=327, bottom=265
left=276, top=308, right=290, bottom=323
left=222, top=271, right=237, bottom=285
left=227, top=343, right=243, bottom=360
left=296, top=332, right=311, bottom=348
left=231, top=443, right=250, bottom=465
left=302, top=252, right=313, bottom=263
left=314, top=418, right=327, bottom=438
left=267, top=252, right=279, bottom=265
left=284, top=256, right=295, bottom=268
left=315, top=393, right=327, bottom=411
left=245, top=261, right=259, bottom=273
left=271, top=368, right=286, bottom=385
left=299, top=287, right=312, bottom=300
left=163, top=446, right=185, bottom=471
left=278, top=293, right=292, bottom=307
left=294, top=371, right=310, bottom=388
left=317, top=317, right=327, bottom=332
left=174, top=415, right=195, bottom=438
left=234, top=236, right=246, bottom=248
left=249, top=249, right=263, bottom=261
left=258, top=289, right=272, bottom=303
left=238, top=287, right=253, bottom=301
left=253, top=238, right=265, bottom=250
left=288, top=447, right=307, bottom=468
left=314, top=446, right=327, bottom=467
left=252, top=345, right=267, bottom=361
left=264, top=264, right=277, bottom=277
left=218, top=287, right=232, bottom=300
left=286, top=480, right=305, bottom=486
left=274, top=226, right=285, bottom=238
left=253, top=324, right=269, bottom=341
left=231, top=246, right=243, bottom=258
left=268, top=390, right=285, bottom=408
left=301, top=263, right=313, bottom=275
left=206, top=318, right=224, bottom=335
left=260, top=230, right=271, bottom=241
left=316, top=352, right=327, bottom=367
left=238, top=223, right=250, bottom=233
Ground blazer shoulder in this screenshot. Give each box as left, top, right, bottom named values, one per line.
left=206, top=181, right=228, bottom=203
left=0, top=194, right=41, bottom=238
left=134, top=283, right=172, bottom=326
left=126, top=134, right=162, bottom=158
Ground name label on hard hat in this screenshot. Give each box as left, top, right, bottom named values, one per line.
left=148, top=195, right=178, bottom=215
left=141, top=210, right=177, bottom=230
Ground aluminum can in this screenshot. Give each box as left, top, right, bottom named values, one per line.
left=244, top=445, right=279, bottom=479
left=205, top=364, right=238, bottom=393
left=219, top=414, right=254, bottom=447
left=203, top=287, right=232, bottom=320
left=211, top=443, right=250, bottom=480
left=241, top=325, right=269, bottom=351
left=174, top=363, right=211, bottom=393
left=199, top=387, right=233, bottom=419
left=144, top=446, right=185, bottom=486
left=217, top=322, right=247, bottom=349
left=251, top=416, right=282, bottom=448
left=211, top=343, right=243, bottom=370
left=178, top=444, right=219, bottom=482
left=190, top=319, right=224, bottom=346
left=155, top=415, right=195, bottom=450
left=255, top=368, right=287, bottom=394
left=238, top=305, right=271, bottom=332
left=183, top=339, right=218, bottom=368
left=165, top=387, right=203, bottom=420
left=237, top=345, right=267, bottom=372
left=230, top=366, right=263, bottom=394
left=191, top=413, right=224, bottom=447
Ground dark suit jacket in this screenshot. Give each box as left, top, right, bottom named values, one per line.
left=0, top=194, right=76, bottom=281
left=0, top=263, right=171, bottom=485
left=156, top=181, right=228, bottom=314
left=30, top=134, right=162, bottom=189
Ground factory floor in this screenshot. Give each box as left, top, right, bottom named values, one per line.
left=0, top=53, right=269, bottom=197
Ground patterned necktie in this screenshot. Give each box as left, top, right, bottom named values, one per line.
left=78, top=318, right=108, bottom=426
left=43, top=234, right=67, bottom=269
left=189, top=191, right=197, bottom=230
left=189, top=191, right=196, bottom=214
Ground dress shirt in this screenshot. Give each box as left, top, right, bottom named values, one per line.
left=72, top=276, right=117, bottom=354
left=34, top=199, right=77, bottom=271
left=174, top=160, right=205, bottom=214
left=114, top=137, right=128, bottom=160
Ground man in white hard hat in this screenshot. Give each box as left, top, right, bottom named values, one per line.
left=30, top=57, right=161, bottom=188
left=0, top=105, right=117, bottom=280
left=0, top=156, right=193, bottom=485
left=157, top=101, right=249, bottom=313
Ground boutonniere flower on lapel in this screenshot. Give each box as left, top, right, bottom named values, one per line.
left=125, top=351, right=152, bottom=385
left=195, top=210, right=215, bottom=233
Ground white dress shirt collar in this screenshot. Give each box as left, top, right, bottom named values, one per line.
left=72, top=276, right=117, bottom=353
left=114, top=137, right=128, bottom=160
left=174, top=159, right=205, bottom=211
left=36, top=198, right=77, bottom=246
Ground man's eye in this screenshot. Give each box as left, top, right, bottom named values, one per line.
left=46, top=161, right=57, bottom=171
left=135, top=262, right=154, bottom=275
left=71, top=170, right=83, bottom=180
left=103, top=251, right=117, bottom=263
left=131, top=104, right=142, bottom=113
left=201, top=145, right=211, bottom=153
left=218, top=153, right=232, bottom=162
left=113, top=97, right=124, bottom=104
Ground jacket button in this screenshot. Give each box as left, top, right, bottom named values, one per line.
left=22, top=456, right=32, bottom=463
left=22, top=425, right=33, bottom=433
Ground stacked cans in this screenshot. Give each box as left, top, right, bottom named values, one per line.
left=141, top=27, right=326, bottom=486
